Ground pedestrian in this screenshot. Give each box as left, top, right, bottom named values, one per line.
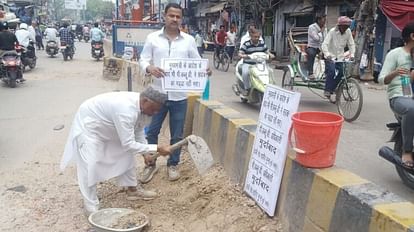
left=60, top=87, right=173, bottom=215
left=194, top=30, right=204, bottom=57
left=35, top=25, right=44, bottom=50
left=306, top=14, right=326, bottom=80
left=215, top=25, right=227, bottom=59
left=378, top=20, right=414, bottom=170
left=321, top=16, right=355, bottom=99
left=226, top=25, right=237, bottom=63
left=139, top=2, right=212, bottom=183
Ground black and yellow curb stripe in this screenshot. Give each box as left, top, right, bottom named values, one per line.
left=190, top=98, right=414, bottom=232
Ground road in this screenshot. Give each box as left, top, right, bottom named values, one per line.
left=0, top=43, right=412, bottom=205
left=207, top=51, right=414, bottom=202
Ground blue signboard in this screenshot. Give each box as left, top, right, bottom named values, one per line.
left=112, top=24, right=163, bottom=58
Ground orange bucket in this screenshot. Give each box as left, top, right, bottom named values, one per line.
left=291, top=111, right=344, bottom=168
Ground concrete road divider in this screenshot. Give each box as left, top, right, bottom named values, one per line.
left=190, top=98, right=414, bottom=232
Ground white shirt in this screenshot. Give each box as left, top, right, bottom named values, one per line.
left=240, top=32, right=264, bottom=49
left=44, top=27, right=58, bottom=42
left=15, top=29, right=32, bottom=47
left=226, top=31, right=236, bottom=46
left=322, top=27, right=355, bottom=60
left=139, top=28, right=201, bottom=101
left=60, top=92, right=157, bottom=185
left=195, top=33, right=203, bottom=47
left=307, top=23, right=327, bottom=49
left=28, top=26, right=36, bottom=41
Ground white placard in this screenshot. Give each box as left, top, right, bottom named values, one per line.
left=244, top=85, right=301, bottom=216
left=64, top=0, right=85, bottom=10
left=161, top=58, right=209, bottom=92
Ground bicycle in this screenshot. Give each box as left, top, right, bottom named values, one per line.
left=280, top=29, right=363, bottom=122
left=213, top=46, right=230, bottom=72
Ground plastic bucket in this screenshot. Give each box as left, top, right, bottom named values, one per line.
left=291, top=111, right=344, bottom=168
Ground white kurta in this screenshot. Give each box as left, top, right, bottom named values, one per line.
left=60, top=92, right=157, bottom=187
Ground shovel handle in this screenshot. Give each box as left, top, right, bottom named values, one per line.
left=151, top=138, right=188, bottom=158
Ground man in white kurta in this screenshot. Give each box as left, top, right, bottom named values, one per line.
left=60, top=87, right=171, bottom=215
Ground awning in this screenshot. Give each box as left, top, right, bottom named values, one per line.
left=198, top=2, right=226, bottom=17
left=380, top=0, right=414, bottom=31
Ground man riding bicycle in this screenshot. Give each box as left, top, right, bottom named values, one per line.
left=321, top=16, right=355, bottom=99
left=215, top=25, right=227, bottom=59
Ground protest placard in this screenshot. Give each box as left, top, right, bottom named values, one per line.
left=161, top=58, right=209, bottom=92
left=244, top=85, right=301, bottom=216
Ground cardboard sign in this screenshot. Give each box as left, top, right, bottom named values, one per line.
left=244, top=85, right=301, bottom=216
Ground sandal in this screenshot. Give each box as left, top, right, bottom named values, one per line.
left=401, top=160, right=414, bottom=170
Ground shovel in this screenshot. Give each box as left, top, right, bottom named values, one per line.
left=151, top=135, right=214, bottom=175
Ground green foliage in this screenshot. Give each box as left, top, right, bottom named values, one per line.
left=86, top=0, right=114, bottom=20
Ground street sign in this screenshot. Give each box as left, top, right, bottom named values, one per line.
left=244, top=85, right=301, bottom=216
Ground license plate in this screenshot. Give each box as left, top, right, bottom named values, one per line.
left=95, top=50, right=100, bottom=54
left=50, top=49, right=54, bottom=52
left=60, top=46, right=66, bottom=49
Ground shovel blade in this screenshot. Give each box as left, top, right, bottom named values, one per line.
left=187, top=135, right=214, bottom=175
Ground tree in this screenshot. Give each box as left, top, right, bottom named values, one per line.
left=86, top=0, right=114, bottom=21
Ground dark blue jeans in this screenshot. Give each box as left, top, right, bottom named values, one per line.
left=324, top=60, right=344, bottom=93
left=146, top=99, right=187, bottom=166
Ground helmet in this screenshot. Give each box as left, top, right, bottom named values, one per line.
left=20, top=23, right=28, bottom=30
left=0, top=21, right=7, bottom=30
left=337, top=16, right=352, bottom=26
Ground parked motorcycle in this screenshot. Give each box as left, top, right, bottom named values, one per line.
left=83, top=32, right=90, bottom=43
left=46, top=40, right=59, bottom=57
left=17, top=42, right=36, bottom=71
left=379, top=121, right=414, bottom=190
left=91, top=42, right=104, bottom=61
left=60, top=41, right=74, bottom=61
left=0, top=51, right=23, bottom=88
left=232, top=52, right=277, bottom=104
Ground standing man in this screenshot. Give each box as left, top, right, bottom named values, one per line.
left=34, top=24, right=44, bottom=50
left=226, top=25, right=236, bottom=63
left=215, top=25, right=227, bottom=59
left=194, top=30, right=204, bottom=57
left=306, top=14, right=326, bottom=80
left=321, top=16, right=355, bottom=98
left=139, top=3, right=212, bottom=183
left=60, top=87, right=173, bottom=215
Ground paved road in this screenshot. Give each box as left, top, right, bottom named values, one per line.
left=206, top=51, right=414, bottom=202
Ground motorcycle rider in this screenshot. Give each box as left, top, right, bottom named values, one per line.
left=15, top=23, right=34, bottom=48
left=59, top=22, right=75, bottom=53
left=90, top=22, right=105, bottom=55
left=44, top=24, right=59, bottom=43
left=0, top=21, right=24, bottom=82
left=379, top=20, right=414, bottom=170
left=238, top=28, right=268, bottom=95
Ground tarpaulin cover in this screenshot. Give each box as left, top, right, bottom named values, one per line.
left=380, top=0, right=414, bottom=31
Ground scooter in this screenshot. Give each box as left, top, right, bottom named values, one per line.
left=83, top=32, right=90, bottom=43
left=232, top=52, right=277, bottom=104
left=60, top=41, right=74, bottom=61
left=91, top=41, right=104, bottom=61
left=46, top=40, right=59, bottom=57
left=0, top=51, right=23, bottom=88
left=16, top=41, right=36, bottom=71
left=378, top=121, right=414, bottom=190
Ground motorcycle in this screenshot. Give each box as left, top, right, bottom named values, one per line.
left=83, top=32, right=90, bottom=43
left=17, top=41, right=36, bottom=71
left=60, top=41, right=74, bottom=61
left=91, top=41, right=104, bottom=61
left=0, top=51, right=23, bottom=88
left=379, top=121, right=414, bottom=190
left=76, top=31, right=83, bottom=42
left=46, top=40, right=59, bottom=57
left=232, top=52, right=277, bottom=104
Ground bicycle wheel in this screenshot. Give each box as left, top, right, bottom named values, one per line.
left=222, top=53, right=230, bottom=72
left=281, top=69, right=294, bottom=91
left=336, top=78, right=363, bottom=122
left=213, top=53, right=220, bottom=69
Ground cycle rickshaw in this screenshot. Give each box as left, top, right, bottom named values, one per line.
left=279, top=28, right=363, bottom=122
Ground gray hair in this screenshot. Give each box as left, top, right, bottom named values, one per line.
left=141, top=86, right=167, bottom=105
